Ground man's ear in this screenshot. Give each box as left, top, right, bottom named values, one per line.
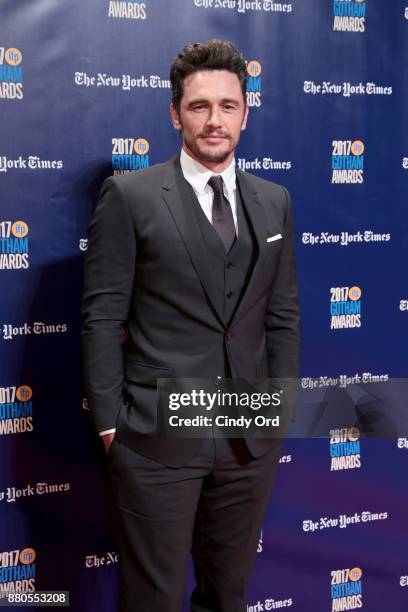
left=241, top=104, right=249, bottom=132
left=170, top=103, right=182, bottom=131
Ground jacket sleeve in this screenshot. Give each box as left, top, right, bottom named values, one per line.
left=81, top=177, right=136, bottom=433
left=265, top=186, right=301, bottom=379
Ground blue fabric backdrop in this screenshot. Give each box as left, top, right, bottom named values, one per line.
left=1, top=1, right=408, bottom=610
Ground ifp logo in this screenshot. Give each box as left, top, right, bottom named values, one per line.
left=16, top=385, right=33, bottom=402
left=20, top=548, right=36, bottom=564
left=134, top=138, right=149, bottom=156
left=4, top=48, right=23, bottom=66
left=12, top=221, right=29, bottom=238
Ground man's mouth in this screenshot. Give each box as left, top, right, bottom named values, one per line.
left=201, top=134, right=228, bottom=143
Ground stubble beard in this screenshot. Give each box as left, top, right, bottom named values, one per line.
left=183, top=132, right=236, bottom=166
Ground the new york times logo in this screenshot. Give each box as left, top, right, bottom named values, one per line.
left=193, top=1, right=293, bottom=14
left=247, top=597, right=293, bottom=610
left=85, top=551, right=118, bottom=568
left=0, top=481, right=70, bottom=503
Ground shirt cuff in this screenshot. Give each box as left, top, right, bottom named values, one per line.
left=99, top=428, right=116, bottom=436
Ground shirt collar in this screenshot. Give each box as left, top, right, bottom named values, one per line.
left=180, top=148, right=236, bottom=196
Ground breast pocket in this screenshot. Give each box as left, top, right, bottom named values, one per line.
left=264, top=231, right=284, bottom=263
left=266, top=233, right=283, bottom=244
left=266, top=232, right=284, bottom=254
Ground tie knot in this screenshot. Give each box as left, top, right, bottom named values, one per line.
left=208, top=175, right=224, bottom=195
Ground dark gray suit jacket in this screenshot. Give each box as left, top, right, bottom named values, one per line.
left=81, top=154, right=300, bottom=466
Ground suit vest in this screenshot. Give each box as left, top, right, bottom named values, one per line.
left=190, top=182, right=256, bottom=329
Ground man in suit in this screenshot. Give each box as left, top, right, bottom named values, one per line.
left=82, top=39, right=300, bottom=612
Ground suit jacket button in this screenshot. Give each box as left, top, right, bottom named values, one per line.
left=214, top=376, right=223, bottom=387
left=225, top=331, right=234, bottom=341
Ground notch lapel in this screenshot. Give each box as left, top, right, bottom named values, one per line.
left=231, top=170, right=269, bottom=325
left=161, top=155, right=225, bottom=328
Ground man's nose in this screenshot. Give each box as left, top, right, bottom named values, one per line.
left=206, top=106, right=222, bottom=128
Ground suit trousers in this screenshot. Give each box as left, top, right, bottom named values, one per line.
left=108, top=434, right=283, bottom=612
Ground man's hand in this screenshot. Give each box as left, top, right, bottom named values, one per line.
left=101, top=432, right=115, bottom=454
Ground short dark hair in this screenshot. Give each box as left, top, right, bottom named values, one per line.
left=170, top=39, right=247, bottom=111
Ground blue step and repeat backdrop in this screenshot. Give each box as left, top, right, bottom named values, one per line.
left=1, top=1, right=408, bottom=610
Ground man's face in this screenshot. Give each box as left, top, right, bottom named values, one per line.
left=170, top=69, right=248, bottom=171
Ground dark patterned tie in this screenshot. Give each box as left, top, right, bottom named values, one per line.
left=208, top=175, right=236, bottom=253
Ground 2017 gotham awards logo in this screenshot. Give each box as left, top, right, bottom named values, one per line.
left=108, top=0, right=147, bottom=19
left=0, top=547, right=36, bottom=594
left=112, top=138, right=150, bottom=174
left=333, top=0, right=366, bottom=32
left=332, top=140, right=365, bottom=184
left=0, top=47, right=23, bottom=100
left=0, top=221, right=29, bottom=270
left=246, top=60, right=262, bottom=108
left=330, top=286, right=362, bottom=329
left=0, top=385, right=33, bottom=436
left=330, top=427, right=361, bottom=471
left=331, top=567, right=363, bottom=611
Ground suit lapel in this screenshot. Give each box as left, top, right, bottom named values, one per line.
left=231, top=170, right=269, bottom=325
left=161, top=156, right=269, bottom=329
left=161, top=155, right=225, bottom=327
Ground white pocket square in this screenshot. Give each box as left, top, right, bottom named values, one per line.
left=267, top=234, right=282, bottom=243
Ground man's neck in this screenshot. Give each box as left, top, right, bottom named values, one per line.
left=182, top=145, right=234, bottom=174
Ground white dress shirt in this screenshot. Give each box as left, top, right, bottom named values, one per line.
left=98, top=148, right=238, bottom=437
left=179, top=147, right=238, bottom=233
